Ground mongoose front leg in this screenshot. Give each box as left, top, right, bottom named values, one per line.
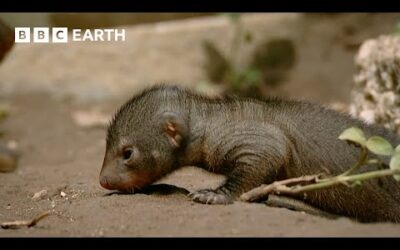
left=189, top=161, right=282, bottom=204
left=189, top=133, right=288, bottom=205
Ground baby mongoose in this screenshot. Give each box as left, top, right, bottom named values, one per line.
left=100, top=85, right=400, bottom=223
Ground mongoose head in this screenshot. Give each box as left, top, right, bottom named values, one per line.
left=99, top=87, right=188, bottom=193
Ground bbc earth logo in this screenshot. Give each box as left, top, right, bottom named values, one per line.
left=15, top=27, right=126, bottom=43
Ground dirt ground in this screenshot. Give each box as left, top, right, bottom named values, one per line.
left=0, top=93, right=399, bottom=237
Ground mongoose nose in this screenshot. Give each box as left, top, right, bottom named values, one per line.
left=100, top=176, right=111, bottom=189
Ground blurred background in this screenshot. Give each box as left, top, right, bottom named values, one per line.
left=0, top=13, right=399, bottom=104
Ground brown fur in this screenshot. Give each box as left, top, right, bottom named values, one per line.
left=100, top=85, right=400, bottom=223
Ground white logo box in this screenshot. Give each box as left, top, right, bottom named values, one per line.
left=14, top=27, right=125, bottom=43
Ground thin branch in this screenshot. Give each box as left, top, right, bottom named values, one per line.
left=241, top=169, right=400, bottom=202
left=1, top=211, right=51, bottom=229
left=240, top=175, right=319, bottom=202
left=28, top=211, right=51, bottom=227
left=290, top=169, right=400, bottom=194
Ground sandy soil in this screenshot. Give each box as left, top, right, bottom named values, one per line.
left=1, top=94, right=400, bottom=237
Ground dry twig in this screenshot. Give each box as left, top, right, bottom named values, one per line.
left=1, top=211, right=51, bottom=229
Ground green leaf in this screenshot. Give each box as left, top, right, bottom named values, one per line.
left=244, top=31, right=253, bottom=43
left=366, top=136, right=394, bottom=156
left=0, top=109, right=9, bottom=122
left=0, top=110, right=7, bottom=116
left=395, top=144, right=400, bottom=153
left=395, top=21, right=400, bottom=35
left=338, top=127, right=367, bottom=146
left=242, top=68, right=262, bottom=86
left=390, top=152, right=400, bottom=182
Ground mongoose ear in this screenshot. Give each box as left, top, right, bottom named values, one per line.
left=160, top=112, right=188, bottom=148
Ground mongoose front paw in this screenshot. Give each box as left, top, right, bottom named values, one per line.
left=188, top=189, right=233, bottom=205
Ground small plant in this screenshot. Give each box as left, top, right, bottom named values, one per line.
left=201, top=13, right=296, bottom=98
left=0, top=106, right=9, bottom=137
left=395, top=21, right=400, bottom=35
left=338, top=127, right=400, bottom=181
left=202, top=14, right=262, bottom=93
left=241, top=127, right=400, bottom=202
left=0, top=109, right=8, bottom=121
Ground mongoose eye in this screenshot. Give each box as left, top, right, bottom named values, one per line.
left=122, top=147, right=134, bottom=162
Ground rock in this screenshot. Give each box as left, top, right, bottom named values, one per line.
left=328, top=102, right=349, bottom=114
left=350, top=35, right=400, bottom=134
left=32, top=190, right=48, bottom=201
left=0, top=143, right=18, bottom=173
left=0, top=19, right=14, bottom=63
left=0, top=14, right=303, bottom=101
left=72, top=110, right=110, bottom=129
left=6, top=140, right=18, bottom=151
